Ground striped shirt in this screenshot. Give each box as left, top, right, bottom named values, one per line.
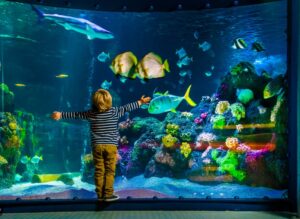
left=61, top=101, right=140, bottom=146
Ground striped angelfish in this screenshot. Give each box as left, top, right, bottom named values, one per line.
left=232, top=38, right=247, bottom=49
left=148, top=85, right=196, bottom=114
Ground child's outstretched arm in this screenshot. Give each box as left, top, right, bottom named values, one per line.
left=115, top=95, right=151, bottom=118
left=51, top=111, right=91, bottom=121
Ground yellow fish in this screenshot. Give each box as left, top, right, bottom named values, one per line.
left=15, top=83, right=26, bottom=87
left=136, top=52, right=170, bottom=80
left=110, top=51, right=138, bottom=79
left=56, top=74, right=69, bottom=78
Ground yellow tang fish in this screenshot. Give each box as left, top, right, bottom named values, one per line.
left=15, top=83, right=26, bottom=87
left=136, top=52, right=170, bottom=80
left=56, top=74, right=69, bottom=78
left=110, top=51, right=138, bottom=79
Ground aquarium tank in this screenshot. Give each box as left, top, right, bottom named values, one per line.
left=0, top=0, right=288, bottom=200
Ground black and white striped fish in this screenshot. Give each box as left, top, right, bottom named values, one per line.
left=232, top=38, right=247, bottom=49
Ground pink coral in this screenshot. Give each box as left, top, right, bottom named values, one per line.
left=200, top=112, right=208, bottom=119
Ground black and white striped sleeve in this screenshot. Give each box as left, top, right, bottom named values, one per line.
left=61, top=111, right=90, bottom=120
left=115, top=101, right=140, bottom=118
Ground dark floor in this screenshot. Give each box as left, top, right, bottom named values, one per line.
left=0, top=211, right=299, bottom=219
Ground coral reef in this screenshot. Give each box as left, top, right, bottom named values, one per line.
left=230, top=103, right=246, bottom=121
left=165, top=123, right=180, bottom=136
left=162, top=134, right=178, bottom=148
left=180, top=142, right=192, bottom=158
left=215, top=101, right=230, bottom=115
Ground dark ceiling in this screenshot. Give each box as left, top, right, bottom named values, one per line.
left=6, top=0, right=281, bottom=12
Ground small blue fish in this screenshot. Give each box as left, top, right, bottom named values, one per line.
left=97, top=52, right=110, bottom=62
left=177, top=56, right=193, bottom=68
left=194, top=31, right=200, bottom=40
left=198, top=41, right=211, bottom=52
left=119, top=77, right=127, bottom=83
left=31, top=155, right=43, bottom=164
left=20, top=155, right=30, bottom=164
left=204, top=71, right=212, bottom=77
left=179, top=70, right=192, bottom=78
left=101, top=80, right=112, bottom=90
left=175, top=48, right=187, bottom=59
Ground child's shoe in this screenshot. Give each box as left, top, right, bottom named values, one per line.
left=104, top=194, right=119, bottom=202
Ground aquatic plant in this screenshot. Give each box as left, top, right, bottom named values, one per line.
left=180, top=142, right=192, bottom=158
left=0, top=83, right=14, bottom=112
left=0, top=155, right=8, bottom=165
left=215, top=101, right=230, bottom=115
left=165, top=123, right=180, bottom=136
left=236, top=88, right=254, bottom=104
left=230, top=103, right=246, bottom=121
left=225, top=137, right=239, bottom=150
left=211, top=115, right=226, bottom=129
left=162, top=134, right=178, bottom=148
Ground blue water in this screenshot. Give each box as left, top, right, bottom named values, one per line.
left=0, top=0, right=288, bottom=200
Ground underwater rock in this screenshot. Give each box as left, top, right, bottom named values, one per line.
left=144, top=159, right=174, bottom=178
left=0, top=83, right=14, bottom=112
left=216, top=62, right=267, bottom=101
left=125, top=132, right=158, bottom=178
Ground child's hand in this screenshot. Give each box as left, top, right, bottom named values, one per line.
left=138, top=95, right=151, bottom=106
left=51, top=111, right=62, bottom=120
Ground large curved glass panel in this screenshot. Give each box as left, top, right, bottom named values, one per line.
left=0, top=0, right=287, bottom=200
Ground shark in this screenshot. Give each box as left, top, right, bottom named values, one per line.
left=31, top=5, right=114, bottom=40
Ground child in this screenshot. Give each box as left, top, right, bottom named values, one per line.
left=51, top=89, right=151, bottom=201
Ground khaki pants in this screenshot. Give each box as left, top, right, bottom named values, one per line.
left=92, top=144, right=117, bottom=199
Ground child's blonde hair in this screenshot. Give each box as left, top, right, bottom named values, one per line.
left=92, top=89, right=112, bottom=112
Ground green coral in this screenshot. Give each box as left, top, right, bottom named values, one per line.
left=230, top=103, right=246, bottom=121
left=180, top=131, right=193, bottom=142
left=166, top=123, right=180, bottom=136
left=236, top=89, right=254, bottom=104
left=212, top=150, right=245, bottom=181
left=212, top=115, right=226, bottom=129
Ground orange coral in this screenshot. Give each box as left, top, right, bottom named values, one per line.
left=225, top=137, right=239, bottom=150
